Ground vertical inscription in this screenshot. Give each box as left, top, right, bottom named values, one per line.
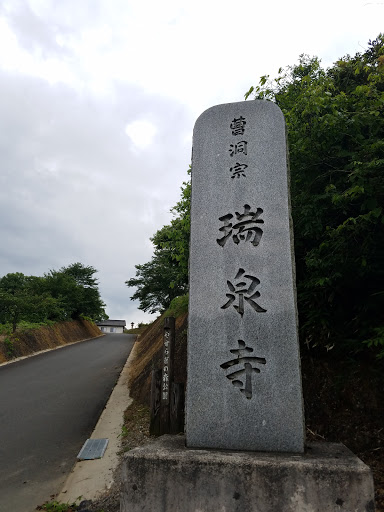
left=161, top=317, right=175, bottom=404
left=229, top=117, right=248, bottom=179
left=221, top=115, right=266, bottom=398
left=162, top=330, right=170, bottom=402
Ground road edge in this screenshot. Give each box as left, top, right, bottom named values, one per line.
left=57, top=337, right=138, bottom=503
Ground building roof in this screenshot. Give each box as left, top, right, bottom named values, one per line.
left=96, top=320, right=126, bottom=327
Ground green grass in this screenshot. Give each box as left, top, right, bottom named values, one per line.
left=125, top=321, right=155, bottom=334
left=164, top=294, right=189, bottom=317
left=0, top=320, right=56, bottom=334
left=0, top=324, right=12, bottom=335
left=3, top=336, right=15, bottom=357
left=36, top=498, right=81, bottom=511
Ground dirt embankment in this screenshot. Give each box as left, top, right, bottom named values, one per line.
left=0, top=319, right=102, bottom=363
left=128, top=313, right=188, bottom=406
left=128, top=312, right=384, bottom=511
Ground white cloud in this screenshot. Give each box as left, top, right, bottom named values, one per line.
left=125, top=120, right=158, bottom=150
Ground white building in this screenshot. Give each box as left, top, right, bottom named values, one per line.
left=96, top=319, right=126, bottom=334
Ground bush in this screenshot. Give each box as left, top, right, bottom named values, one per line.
left=165, top=294, right=189, bottom=317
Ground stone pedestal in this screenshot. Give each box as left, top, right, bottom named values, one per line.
left=120, top=436, right=375, bottom=512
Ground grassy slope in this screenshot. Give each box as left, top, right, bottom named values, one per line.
left=0, top=319, right=102, bottom=363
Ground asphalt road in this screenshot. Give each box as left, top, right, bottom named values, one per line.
left=0, top=333, right=135, bottom=512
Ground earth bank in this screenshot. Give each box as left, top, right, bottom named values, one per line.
left=0, top=318, right=102, bottom=363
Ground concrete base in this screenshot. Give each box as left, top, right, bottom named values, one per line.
left=121, top=436, right=375, bottom=512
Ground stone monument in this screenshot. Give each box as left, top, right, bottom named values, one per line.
left=186, top=99, right=304, bottom=452
left=120, top=100, right=375, bottom=512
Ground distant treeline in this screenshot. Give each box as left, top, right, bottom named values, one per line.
left=0, top=262, right=107, bottom=332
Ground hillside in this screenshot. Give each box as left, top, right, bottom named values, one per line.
left=127, top=312, right=384, bottom=511
left=0, top=319, right=102, bottom=363
left=128, top=313, right=188, bottom=406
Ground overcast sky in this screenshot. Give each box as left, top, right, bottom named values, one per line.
left=0, top=0, right=382, bottom=326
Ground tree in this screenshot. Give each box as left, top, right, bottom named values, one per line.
left=126, top=248, right=187, bottom=314
left=0, top=273, right=61, bottom=332
left=45, top=263, right=108, bottom=321
left=0, top=263, right=107, bottom=331
left=126, top=169, right=190, bottom=313
left=245, top=35, right=384, bottom=356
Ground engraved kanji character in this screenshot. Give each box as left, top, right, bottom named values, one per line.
left=230, top=116, right=246, bottom=136
left=230, top=162, right=248, bottom=179
left=220, top=340, right=266, bottom=399
left=221, top=268, right=267, bottom=316
left=217, top=205, right=264, bottom=247
left=229, top=141, right=247, bottom=157
left=216, top=213, right=234, bottom=247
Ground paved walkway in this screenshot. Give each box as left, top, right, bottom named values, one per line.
left=58, top=345, right=136, bottom=502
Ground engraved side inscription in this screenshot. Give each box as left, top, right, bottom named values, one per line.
left=162, top=330, right=170, bottom=397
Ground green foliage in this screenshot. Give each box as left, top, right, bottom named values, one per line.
left=137, top=322, right=151, bottom=328
left=18, top=320, right=56, bottom=330
left=0, top=323, right=12, bottom=335
left=125, top=248, right=187, bottom=313
left=0, top=263, right=108, bottom=332
left=119, top=425, right=129, bottom=438
left=246, top=34, right=384, bottom=357
left=3, top=336, right=15, bottom=357
left=0, top=273, right=61, bottom=332
left=363, top=327, right=384, bottom=359
left=44, top=263, right=108, bottom=321
left=165, top=294, right=189, bottom=317
left=37, top=498, right=82, bottom=512
left=126, top=168, right=190, bottom=313
left=1, top=320, right=60, bottom=359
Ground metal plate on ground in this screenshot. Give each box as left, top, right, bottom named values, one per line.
left=77, top=438, right=109, bottom=460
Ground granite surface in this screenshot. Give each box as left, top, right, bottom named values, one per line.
left=186, top=100, right=305, bottom=452
left=121, top=436, right=375, bottom=512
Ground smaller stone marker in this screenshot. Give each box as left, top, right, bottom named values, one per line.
left=150, top=317, right=179, bottom=435
left=160, top=317, right=175, bottom=432
left=186, top=100, right=305, bottom=453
